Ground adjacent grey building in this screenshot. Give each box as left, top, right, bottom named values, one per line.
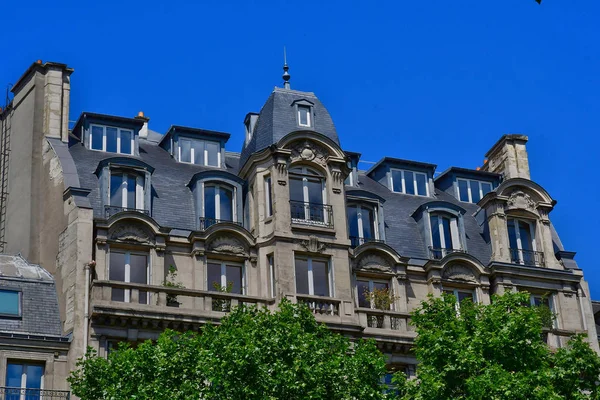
left=0, top=60, right=597, bottom=390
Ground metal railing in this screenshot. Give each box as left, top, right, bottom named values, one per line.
left=199, top=217, right=243, bottom=230
left=349, top=236, right=385, bottom=248
left=510, top=248, right=545, bottom=267
left=0, top=387, right=70, bottom=399
left=290, top=201, right=333, bottom=228
left=428, top=247, right=467, bottom=260
left=105, top=205, right=150, bottom=218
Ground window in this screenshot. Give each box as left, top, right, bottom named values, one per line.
left=289, top=167, right=329, bottom=225
left=264, top=175, right=273, bottom=217
left=390, top=169, right=428, bottom=196
left=344, top=161, right=354, bottom=186
left=109, top=251, right=149, bottom=304
left=356, top=278, right=391, bottom=309
left=457, top=178, right=493, bottom=203
left=0, top=289, right=21, bottom=317
left=347, top=204, right=379, bottom=247
left=178, top=138, right=220, bottom=167
left=444, top=288, right=476, bottom=314
left=90, top=125, right=134, bottom=155
left=207, top=261, right=244, bottom=294
left=203, top=184, right=235, bottom=226
left=295, top=255, right=331, bottom=297
left=5, top=362, right=44, bottom=396
left=507, top=218, right=541, bottom=266
left=526, top=293, right=555, bottom=329
left=429, top=213, right=461, bottom=259
left=109, top=172, right=145, bottom=211
left=297, top=105, right=311, bottom=127
left=268, top=254, right=275, bottom=298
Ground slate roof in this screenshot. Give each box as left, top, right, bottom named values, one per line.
left=0, top=254, right=63, bottom=337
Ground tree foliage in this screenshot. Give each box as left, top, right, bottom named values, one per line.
left=68, top=299, right=388, bottom=400
left=394, top=292, right=600, bottom=400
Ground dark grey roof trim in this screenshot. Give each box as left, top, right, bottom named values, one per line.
left=411, top=200, right=467, bottom=217
left=63, top=187, right=92, bottom=209
left=94, top=156, right=156, bottom=175
left=435, top=166, right=502, bottom=182
left=188, top=169, right=246, bottom=187
left=71, top=112, right=145, bottom=136
left=158, top=125, right=231, bottom=147
left=366, top=157, right=437, bottom=176
left=346, top=189, right=386, bottom=203
left=46, top=138, right=81, bottom=189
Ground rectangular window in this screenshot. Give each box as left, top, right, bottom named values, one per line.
left=89, top=124, right=135, bottom=155
left=390, top=169, right=428, bottom=196
left=356, top=278, right=391, bottom=309
left=178, top=138, right=221, bottom=166
left=109, top=172, right=144, bottom=210
left=109, top=251, right=149, bottom=304
left=298, top=105, right=311, bottom=127
left=294, top=255, right=331, bottom=297
left=264, top=175, right=273, bottom=217
left=5, top=362, right=44, bottom=393
left=429, top=213, right=459, bottom=258
left=268, top=254, right=275, bottom=298
left=207, top=261, right=244, bottom=294
left=508, top=218, right=538, bottom=265
left=0, top=289, right=21, bottom=317
left=444, top=288, right=476, bottom=313
left=456, top=178, right=494, bottom=203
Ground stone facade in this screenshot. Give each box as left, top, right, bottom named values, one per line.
left=0, top=61, right=596, bottom=392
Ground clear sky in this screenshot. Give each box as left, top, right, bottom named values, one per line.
left=1, top=1, right=599, bottom=296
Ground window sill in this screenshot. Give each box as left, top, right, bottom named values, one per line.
left=291, top=223, right=336, bottom=235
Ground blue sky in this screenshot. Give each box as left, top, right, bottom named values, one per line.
left=1, top=1, right=599, bottom=296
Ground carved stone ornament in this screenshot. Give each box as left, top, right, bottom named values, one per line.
left=355, top=254, right=393, bottom=274
left=109, top=223, right=153, bottom=245
left=442, top=264, right=477, bottom=283
left=207, top=235, right=247, bottom=256
left=289, top=140, right=329, bottom=167
left=507, top=190, right=536, bottom=212
left=298, top=235, right=327, bottom=253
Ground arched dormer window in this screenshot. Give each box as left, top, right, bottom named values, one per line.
left=289, top=166, right=331, bottom=227
left=189, top=171, right=244, bottom=231
left=413, top=202, right=467, bottom=260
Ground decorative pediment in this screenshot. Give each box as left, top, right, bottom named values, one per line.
left=297, top=235, right=327, bottom=253
left=207, top=235, right=247, bottom=256
left=506, top=190, right=536, bottom=212
left=288, top=140, right=329, bottom=167
left=442, top=264, right=477, bottom=283
left=355, top=254, right=393, bottom=274
left=109, top=223, right=154, bottom=245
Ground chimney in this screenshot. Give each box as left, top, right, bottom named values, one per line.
left=244, top=112, right=259, bottom=143
left=481, top=134, right=530, bottom=180
left=135, top=111, right=150, bottom=139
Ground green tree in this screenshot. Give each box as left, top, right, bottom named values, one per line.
left=69, top=299, right=388, bottom=400
left=393, top=292, right=600, bottom=400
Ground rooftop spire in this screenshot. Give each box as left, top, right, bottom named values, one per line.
left=282, top=46, right=290, bottom=89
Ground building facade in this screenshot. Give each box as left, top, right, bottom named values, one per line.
left=0, top=60, right=597, bottom=389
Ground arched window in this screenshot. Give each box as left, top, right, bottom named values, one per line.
left=289, top=167, right=330, bottom=226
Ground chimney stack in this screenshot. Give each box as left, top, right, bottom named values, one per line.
left=135, top=111, right=150, bottom=139
left=481, top=134, right=530, bottom=180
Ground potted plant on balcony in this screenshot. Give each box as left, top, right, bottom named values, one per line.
left=212, top=281, right=234, bottom=312
left=163, top=266, right=185, bottom=307
left=364, top=287, right=398, bottom=328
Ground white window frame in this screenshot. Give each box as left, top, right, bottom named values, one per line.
left=444, top=288, right=477, bottom=314
left=289, top=167, right=328, bottom=224
left=297, top=105, right=311, bottom=127
left=355, top=277, right=392, bottom=310
left=264, top=175, right=273, bottom=218
left=428, top=212, right=461, bottom=250
left=109, top=172, right=145, bottom=210
left=507, top=217, right=537, bottom=264
left=348, top=203, right=380, bottom=243
left=389, top=168, right=429, bottom=196
left=268, top=254, right=275, bottom=298
left=108, top=250, right=150, bottom=303
left=178, top=138, right=221, bottom=167
left=6, top=361, right=45, bottom=392
left=529, top=293, right=557, bottom=330
left=89, top=124, right=135, bottom=155
left=457, top=178, right=493, bottom=203
left=294, top=255, right=333, bottom=297
left=203, top=183, right=236, bottom=221
left=207, top=260, right=245, bottom=295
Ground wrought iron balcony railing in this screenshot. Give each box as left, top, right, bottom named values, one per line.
left=0, top=387, right=71, bottom=399
left=105, top=205, right=150, bottom=218
left=290, top=201, right=333, bottom=228
left=349, top=236, right=385, bottom=248
left=199, top=217, right=243, bottom=231
left=429, top=246, right=467, bottom=260
left=510, top=248, right=545, bottom=267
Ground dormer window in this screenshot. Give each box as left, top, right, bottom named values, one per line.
left=347, top=203, right=382, bottom=248
left=179, top=138, right=220, bottom=167
left=457, top=178, right=493, bottom=203
left=429, top=213, right=463, bottom=259
left=97, top=160, right=153, bottom=218
left=0, top=289, right=21, bottom=317
left=90, top=125, right=134, bottom=155
left=298, top=105, right=311, bottom=127
left=391, top=169, right=428, bottom=196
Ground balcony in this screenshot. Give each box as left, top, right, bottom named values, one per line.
left=199, top=217, right=243, bottom=231
left=510, top=248, right=545, bottom=267
left=296, top=294, right=341, bottom=316
left=0, top=388, right=70, bottom=399
left=356, top=307, right=413, bottom=332
left=104, top=205, right=150, bottom=218
left=349, top=236, right=385, bottom=248
left=290, top=201, right=333, bottom=228
left=429, top=247, right=467, bottom=260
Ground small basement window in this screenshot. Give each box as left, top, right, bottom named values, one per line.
left=0, top=289, right=21, bottom=317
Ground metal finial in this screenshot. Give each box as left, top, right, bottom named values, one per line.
left=282, top=46, right=290, bottom=89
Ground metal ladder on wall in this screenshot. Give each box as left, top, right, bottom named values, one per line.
left=0, top=84, right=13, bottom=253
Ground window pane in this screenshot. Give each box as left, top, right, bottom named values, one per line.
left=265, top=177, right=272, bottom=217
left=180, top=139, right=192, bottom=163
left=295, top=258, right=309, bottom=294
left=416, top=173, right=427, bottom=196
left=312, top=260, right=330, bottom=297
left=347, top=206, right=359, bottom=238
left=106, top=127, right=118, bottom=153
left=0, top=290, right=19, bottom=315
left=91, top=126, right=104, bottom=150
left=6, top=363, right=23, bottom=388
left=289, top=177, right=304, bottom=203
left=430, top=215, right=441, bottom=248
left=25, top=365, right=44, bottom=389
left=204, top=186, right=216, bottom=220
left=226, top=265, right=243, bottom=294
left=404, top=171, right=415, bottom=195
left=109, top=252, right=126, bottom=302
left=130, top=254, right=148, bottom=304
left=110, top=174, right=123, bottom=207
left=507, top=220, right=518, bottom=249
left=519, top=221, right=533, bottom=251
left=442, top=217, right=453, bottom=249
left=192, top=140, right=204, bottom=165
left=126, top=175, right=136, bottom=209
left=481, top=182, right=492, bottom=196
left=373, top=282, right=389, bottom=292
left=298, top=106, right=309, bottom=125
left=207, top=263, right=222, bottom=291
left=391, top=170, right=403, bottom=192
left=357, top=280, right=370, bottom=308
left=458, top=180, right=469, bottom=202
left=457, top=291, right=474, bottom=303
left=120, top=130, right=132, bottom=155
left=206, top=141, right=219, bottom=167
left=362, top=207, right=375, bottom=240
left=219, top=187, right=233, bottom=221
left=306, top=178, right=323, bottom=204
left=470, top=180, right=481, bottom=203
